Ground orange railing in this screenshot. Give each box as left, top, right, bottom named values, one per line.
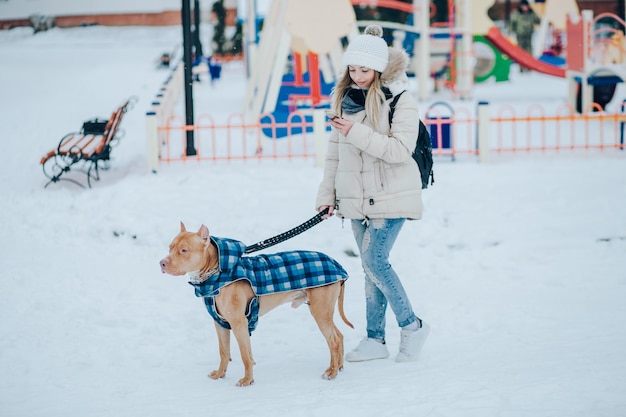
left=154, top=103, right=626, bottom=166
left=157, top=111, right=317, bottom=163
left=490, top=103, right=624, bottom=153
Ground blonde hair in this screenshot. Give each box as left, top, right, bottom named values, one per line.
left=332, top=68, right=387, bottom=129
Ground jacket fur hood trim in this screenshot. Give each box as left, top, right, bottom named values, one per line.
left=380, top=47, right=410, bottom=97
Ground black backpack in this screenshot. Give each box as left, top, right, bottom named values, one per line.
left=389, top=91, right=434, bottom=189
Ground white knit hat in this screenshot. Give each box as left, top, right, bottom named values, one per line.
left=342, top=24, right=389, bottom=73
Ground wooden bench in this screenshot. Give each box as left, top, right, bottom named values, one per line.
left=40, top=97, right=136, bottom=188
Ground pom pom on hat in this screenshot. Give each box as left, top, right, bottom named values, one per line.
left=342, top=24, right=389, bottom=73
left=364, top=25, right=383, bottom=37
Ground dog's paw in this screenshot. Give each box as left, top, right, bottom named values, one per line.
left=236, top=377, right=254, bottom=387
left=322, top=368, right=339, bottom=380
left=209, top=369, right=226, bottom=380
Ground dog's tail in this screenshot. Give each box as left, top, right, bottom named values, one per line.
left=338, top=281, right=354, bottom=329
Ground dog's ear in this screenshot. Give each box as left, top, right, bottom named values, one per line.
left=198, top=224, right=210, bottom=241
left=180, top=221, right=187, bottom=232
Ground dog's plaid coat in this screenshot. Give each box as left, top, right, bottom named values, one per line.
left=190, top=236, right=348, bottom=334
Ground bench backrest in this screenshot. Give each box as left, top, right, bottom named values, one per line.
left=104, top=101, right=129, bottom=143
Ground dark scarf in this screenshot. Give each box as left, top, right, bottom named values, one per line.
left=341, top=86, right=393, bottom=115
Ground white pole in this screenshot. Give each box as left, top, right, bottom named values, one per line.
left=145, top=110, right=160, bottom=173
left=262, top=29, right=291, bottom=114
left=580, top=10, right=594, bottom=113
left=242, top=0, right=286, bottom=119
left=173, top=62, right=184, bottom=102
left=245, top=0, right=257, bottom=78
left=416, top=0, right=430, bottom=101
left=477, top=101, right=490, bottom=163
left=456, top=0, right=473, bottom=99
left=313, top=109, right=327, bottom=168
left=566, top=71, right=577, bottom=110
left=535, top=13, right=550, bottom=58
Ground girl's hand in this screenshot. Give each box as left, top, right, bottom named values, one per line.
left=330, top=117, right=354, bottom=137
left=319, top=205, right=334, bottom=219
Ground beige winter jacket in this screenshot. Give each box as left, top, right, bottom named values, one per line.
left=316, top=48, right=423, bottom=220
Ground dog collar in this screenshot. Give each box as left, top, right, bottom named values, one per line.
left=188, top=266, right=220, bottom=285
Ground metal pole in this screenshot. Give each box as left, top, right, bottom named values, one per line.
left=504, top=0, right=511, bottom=32
left=193, top=0, right=203, bottom=58
left=182, top=0, right=196, bottom=156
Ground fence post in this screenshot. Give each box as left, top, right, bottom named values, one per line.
left=146, top=110, right=159, bottom=173
left=313, top=109, right=326, bottom=168
left=619, top=100, right=626, bottom=151
left=477, top=101, right=490, bottom=163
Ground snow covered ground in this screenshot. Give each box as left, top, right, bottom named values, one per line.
left=1, top=25, right=626, bottom=417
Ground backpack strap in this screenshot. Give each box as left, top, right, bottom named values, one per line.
left=388, top=90, right=406, bottom=126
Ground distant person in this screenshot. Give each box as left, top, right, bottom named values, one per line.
left=510, top=0, right=540, bottom=71
left=208, top=56, right=222, bottom=84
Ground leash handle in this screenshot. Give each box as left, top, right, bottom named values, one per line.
left=244, top=207, right=330, bottom=254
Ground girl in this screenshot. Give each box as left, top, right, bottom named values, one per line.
left=316, top=25, right=429, bottom=363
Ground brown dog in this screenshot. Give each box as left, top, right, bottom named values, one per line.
left=160, top=222, right=353, bottom=387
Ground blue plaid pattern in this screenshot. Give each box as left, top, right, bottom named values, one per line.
left=191, top=236, right=348, bottom=334
left=203, top=296, right=259, bottom=334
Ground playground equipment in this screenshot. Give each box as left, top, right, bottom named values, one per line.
left=243, top=0, right=481, bottom=120
left=365, top=0, right=475, bottom=100
left=242, top=0, right=355, bottom=128
left=475, top=0, right=624, bottom=113
left=471, top=0, right=571, bottom=78
left=532, top=0, right=579, bottom=59
left=472, top=33, right=511, bottom=83
left=238, top=0, right=625, bottom=126
left=566, top=10, right=626, bottom=112
left=425, top=101, right=455, bottom=159
left=144, top=0, right=626, bottom=173
left=484, top=26, right=565, bottom=77
left=241, top=0, right=515, bottom=118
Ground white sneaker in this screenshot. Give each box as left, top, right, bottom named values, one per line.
left=345, top=337, right=390, bottom=362
left=395, top=322, right=430, bottom=363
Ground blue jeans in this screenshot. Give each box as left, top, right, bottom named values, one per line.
left=351, top=218, right=417, bottom=342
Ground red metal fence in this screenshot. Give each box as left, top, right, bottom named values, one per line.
left=150, top=102, right=626, bottom=168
